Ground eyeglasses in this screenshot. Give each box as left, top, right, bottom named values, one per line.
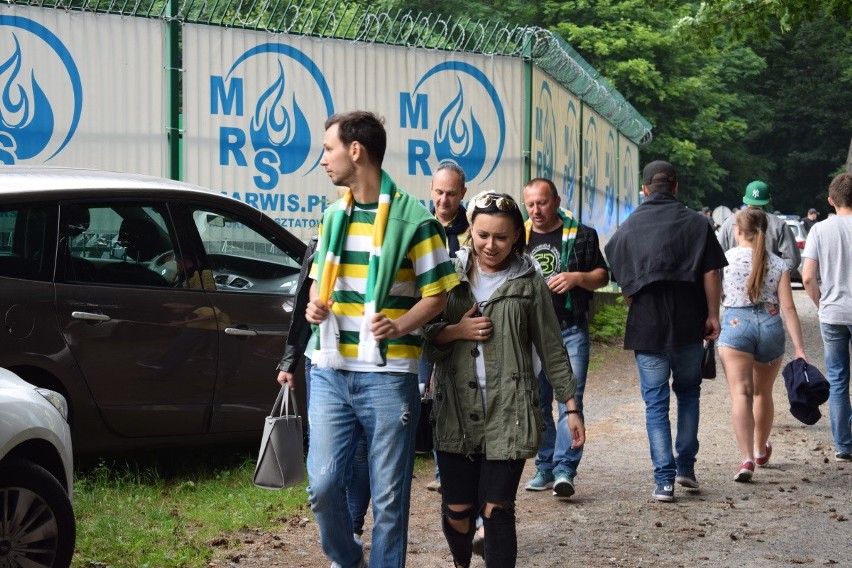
left=473, top=193, right=517, bottom=212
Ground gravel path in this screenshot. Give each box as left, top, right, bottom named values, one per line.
left=215, top=289, right=852, bottom=568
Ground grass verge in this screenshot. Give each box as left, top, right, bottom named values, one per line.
left=73, top=448, right=435, bottom=567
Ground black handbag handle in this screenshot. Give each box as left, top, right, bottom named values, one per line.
left=271, top=384, right=300, bottom=419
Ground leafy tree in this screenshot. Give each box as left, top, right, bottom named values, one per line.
left=677, top=0, right=852, bottom=42
left=537, top=0, right=766, bottom=208
left=748, top=16, right=852, bottom=215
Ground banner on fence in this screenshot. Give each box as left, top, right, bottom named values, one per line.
left=0, top=6, right=166, bottom=174
left=182, top=25, right=524, bottom=239
left=530, top=66, right=582, bottom=217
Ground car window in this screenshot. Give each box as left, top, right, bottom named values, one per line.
left=59, top=203, right=189, bottom=287
left=0, top=204, right=57, bottom=282
left=190, top=207, right=300, bottom=294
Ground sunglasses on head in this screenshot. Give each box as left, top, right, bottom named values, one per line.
left=473, top=193, right=517, bottom=212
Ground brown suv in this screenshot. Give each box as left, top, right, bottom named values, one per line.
left=0, top=167, right=307, bottom=453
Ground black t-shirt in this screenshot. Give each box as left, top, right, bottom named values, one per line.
left=623, top=228, right=726, bottom=351
left=527, top=223, right=608, bottom=326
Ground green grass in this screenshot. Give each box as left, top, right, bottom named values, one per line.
left=72, top=448, right=436, bottom=567
left=73, top=447, right=308, bottom=567
left=588, top=295, right=627, bottom=344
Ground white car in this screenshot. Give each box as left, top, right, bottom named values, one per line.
left=777, top=215, right=808, bottom=282
left=0, top=367, right=76, bottom=566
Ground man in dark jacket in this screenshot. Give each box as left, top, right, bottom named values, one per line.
left=605, top=160, right=727, bottom=503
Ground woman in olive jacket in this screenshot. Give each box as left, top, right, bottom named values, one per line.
left=423, top=192, right=585, bottom=568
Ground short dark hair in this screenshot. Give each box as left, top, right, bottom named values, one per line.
left=324, top=111, right=386, bottom=167
left=435, top=161, right=466, bottom=186
left=829, top=172, right=852, bottom=208
left=525, top=178, right=559, bottom=199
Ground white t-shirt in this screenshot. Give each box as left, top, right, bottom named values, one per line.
left=722, top=247, right=786, bottom=307
left=802, top=215, right=852, bottom=324
left=470, top=264, right=509, bottom=413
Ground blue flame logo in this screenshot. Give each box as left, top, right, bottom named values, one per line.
left=536, top=82, right=556, bottom=180
left=433, top=78, right=487, bottom=179
left=414, top=61, right=505, bottom=183
left=562, top=100, right=578, bottom=207
left=604, top=130, right=617, bottom=222
left=0, top=35, right=53, bottom=161
left=0, top=17, right=82, bottom=163
left=227, top=43, right=334, bottom=176
left=584, top=116, right=598, bottom=215
left=622, top=145, right=636, bottom=218
left=250, top=61, right=311, bottom=175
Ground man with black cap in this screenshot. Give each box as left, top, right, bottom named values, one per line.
left=605, top=160, right=727, bottom=502
left=717, top=180, right=800, bottom=272
left=803, top=208, right=819, bottom=232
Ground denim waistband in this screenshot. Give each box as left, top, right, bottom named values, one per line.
left=724, top=302, right=779, bottom=313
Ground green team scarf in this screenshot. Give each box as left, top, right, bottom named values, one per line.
left=313, top=170, right=437, bottom=366
left=525, top=208, right=579, bottom=310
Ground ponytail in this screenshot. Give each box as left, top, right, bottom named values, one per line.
left=736, top=208, right=769, bottom=303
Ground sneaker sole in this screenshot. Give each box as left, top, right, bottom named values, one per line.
left=525, top=482, right=554, bottom=491
left=835, top=454, right=852, bottom=462
left=651, top=492, right=674, bottom=502
left=675, top=476, right=699, bottom=489
left=733, top=471, right=753, bottom=482
left=552, top=480, right=575, bottom=498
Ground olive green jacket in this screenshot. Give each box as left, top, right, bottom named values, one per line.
left=422, top=248, right=577, bottom=461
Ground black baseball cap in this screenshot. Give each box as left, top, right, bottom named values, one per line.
left=642, top=161, right=677, bottom=186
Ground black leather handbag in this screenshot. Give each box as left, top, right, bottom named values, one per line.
left=701, top=340, right=716, bottom=379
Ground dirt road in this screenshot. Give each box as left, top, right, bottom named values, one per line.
left=216, top=290, right=851, bottom=567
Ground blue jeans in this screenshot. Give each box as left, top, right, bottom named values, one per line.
left=535, top=324, right=590, bottom=477
left=348, top=434, right=370, bottom=536
left=820, top=323, right=852, bottom=454
left=307, top=368, right=420, bottom=568
left=634, top=344, right=703, bottom=485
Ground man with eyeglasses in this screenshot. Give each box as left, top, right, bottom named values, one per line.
left=605, top=161, right=726, bottom=503
left=522, top=177, right=609, bottom=499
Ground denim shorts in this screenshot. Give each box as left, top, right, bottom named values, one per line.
left=718, top=304, right=785, bottom=363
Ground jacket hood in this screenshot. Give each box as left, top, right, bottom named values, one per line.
left=454, top=247, right=537, bottom=282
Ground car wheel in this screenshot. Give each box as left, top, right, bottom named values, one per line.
left=0, top=457, right=75, bottom=568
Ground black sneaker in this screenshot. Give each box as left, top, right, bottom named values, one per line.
left=652, top=483, right=674, bottom=502
left=836, top=451, right=852, bottom=462
left=675, top=467, right=699, bottom=489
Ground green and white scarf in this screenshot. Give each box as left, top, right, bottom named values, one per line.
left=525, top=208, right=579, bottom=310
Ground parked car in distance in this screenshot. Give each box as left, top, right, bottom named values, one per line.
left=0, top=167, right=307, bottom=453
left=0, top=366, right=75, bottom=566
left=776, top=214, right=807, bottom=282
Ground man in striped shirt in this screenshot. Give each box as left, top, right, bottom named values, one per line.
left=305, top=111, right=458, bottom=568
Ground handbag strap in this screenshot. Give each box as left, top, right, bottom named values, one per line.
left=271, top=384, right=300, bottom=418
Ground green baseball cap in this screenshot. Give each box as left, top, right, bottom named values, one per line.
left=742, top=180, right=770, bottom=206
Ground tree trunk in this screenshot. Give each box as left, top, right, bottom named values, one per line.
left=846, top=137, right=852, bottom=173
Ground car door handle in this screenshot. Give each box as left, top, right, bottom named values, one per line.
left=71, top=311, right=111, bottom=322
left=224, top=327, right=258, bottom=337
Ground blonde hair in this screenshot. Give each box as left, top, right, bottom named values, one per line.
left=735, top=208, right=769, bottom=303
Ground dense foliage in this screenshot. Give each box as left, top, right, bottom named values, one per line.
left=373, top=0, right=852, bottom=216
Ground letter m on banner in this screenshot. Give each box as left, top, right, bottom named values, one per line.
left=400, top=93, right=427, bottom=129
left=210, top=76, right=244, bottom=116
